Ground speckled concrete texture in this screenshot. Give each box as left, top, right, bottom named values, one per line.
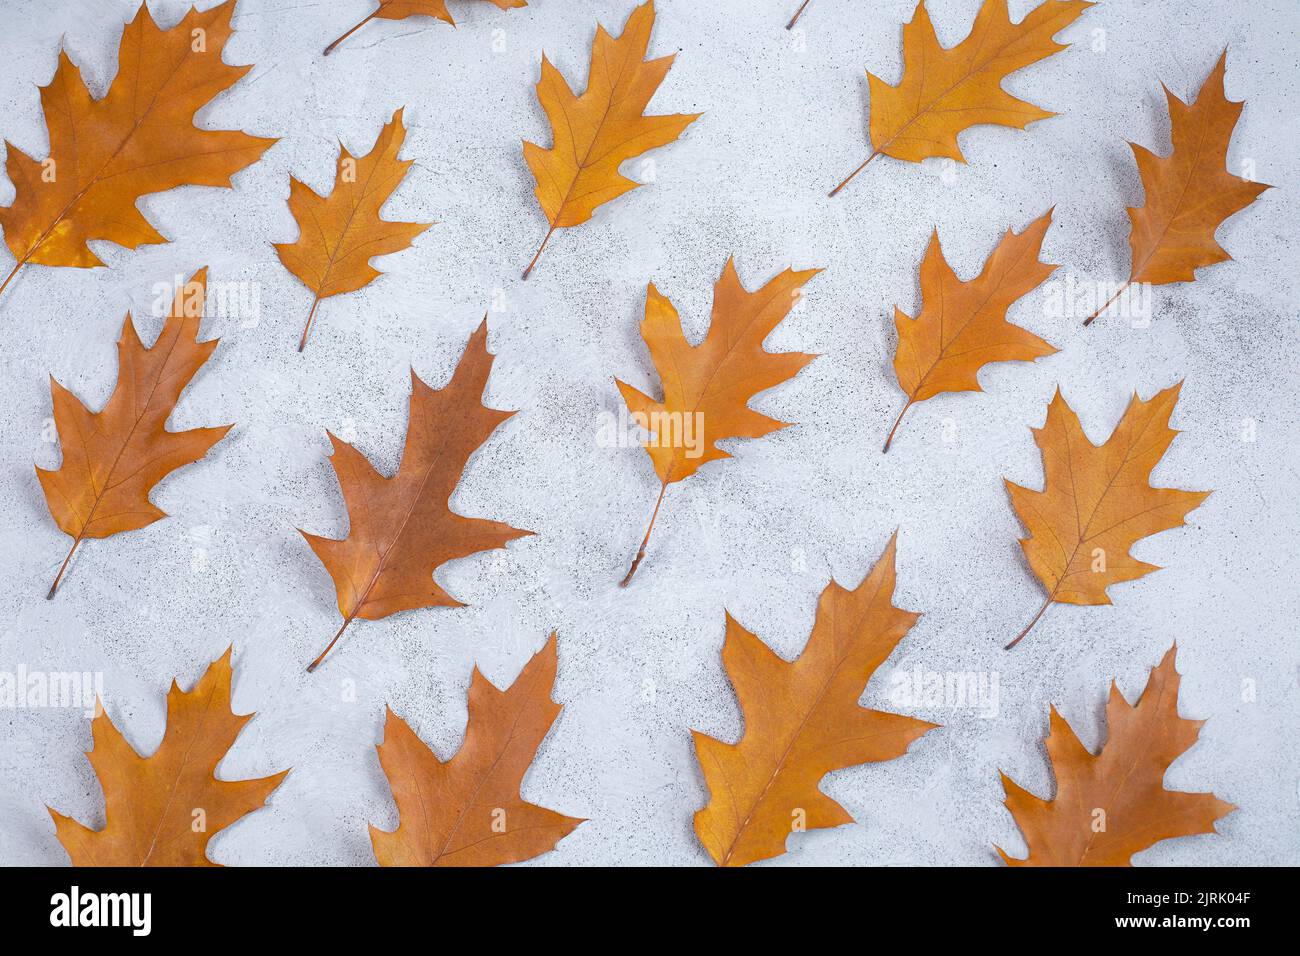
left=0, top=0, right=1297, bottom=867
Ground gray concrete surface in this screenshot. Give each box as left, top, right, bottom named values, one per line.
left=0, top=0, right=1297, bottom=866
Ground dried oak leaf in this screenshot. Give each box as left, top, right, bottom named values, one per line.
left=0, top=1, right=275, bottom=301
left=1005, top=383, right=1209, bottom=648
left=274, top=108, right=432, bottom=351
left=522, top=0, right=700, bottom=278
left=615, top=258, right=819, bottom=584
left=324, top=0, right=526, bottom=56
left=302, top=320, right=530, bottom=670
left=999, top=644, right=1233, bottom=865
left=371, top=634, right=583, bottom=865
left=38, top=270, right=231, bottom=600
left=885, top=208, right=1058, bottom=452
left=50, top=648, right=288, bottom=866
left=693, top=534, right=937, bottom=867
left=1086, top=53, right=1270, bottom=324
left=832, top=0, right=1091, bottom=196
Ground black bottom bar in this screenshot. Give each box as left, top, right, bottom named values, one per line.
left=1, top=866, right=1281, bottom=941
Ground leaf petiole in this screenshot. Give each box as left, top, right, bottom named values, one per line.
left=620, top=476, right=670, bottom=587
left=323, top=11, right=378, bottom=56
left=46, top=537, right=82, bottom=600
left=1005, top=595, right=1052, bottom=650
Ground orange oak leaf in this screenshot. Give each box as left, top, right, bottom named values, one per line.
left=831, top=0, right=1092, bottom=196
left=49, top=648, right=289, bottom=867
left=301, top=320, right=530, bottom=671
left=998, top=644, right=1233, bottom=865
left=521, top=1, right=701, bottom=278
left=370, top=634, right=584, bottom=865
left=38, top=270, right=231, bottom=600
left=693, top=534, right=937, bottom=867
left=1085, top=53, right=1270, bottom=324
left=274, top=108, right=432, bottom=351
left=324, top=0, right=526, bottom=56
left=615, top=258, right=819, bottom=584
left=884, top=208, right=1058, bottom=452
left=0, top=2, right=275, bottom=303
left=1004, top=383, right=1209, bottom=649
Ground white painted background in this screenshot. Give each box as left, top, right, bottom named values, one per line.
left=0, top=0, right=1296, bottom=866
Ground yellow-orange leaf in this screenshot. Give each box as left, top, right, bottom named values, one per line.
left=832, top=0, right=1091, bottom=195
left=1005, top=383, right=1209, bottom=648
left=0, top=2, right=275, bottom=300
left=885, top=208, right=1058, bottom=452
left=693, top=534, right=937, bottom=867
left=999, top=644, right=1233, bottom=865
left=324, top=0, right=527, bottom=56
left=301, top=320, right=530, bottom=670
left=274, top=108, right=432, bottom=351
left=49, top=648, right=288, bottom=867
left=522, top=1, right=700, bottom=278
left=371, top=634, right=583, bottom=865
left=1087, top=53, right=1270, bottom=324
left=38, top=270, right=231, bottom=600
left=615, top=258, right=819, bottom=583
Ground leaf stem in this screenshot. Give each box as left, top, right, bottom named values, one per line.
left=882, top=398, right=914, bottom=453
left=522, top=225, right=557, bottom=280
left=298, top=294, right=323, bottom=352
left=620, top=476, right=670, bottom=587
left=307, top=616, right=354, bottom=672
left=1083, top=281, right=1130, bottom=326
left=829, top=150, right=880, bottom=197
left=47, top=537, right=82, bottom=600
left=1005, top=596, right=1052, bottom=650
left=786, top=0, right=812, bottom=29
left=323, top=12, right=378, bottom=56
left=0, top=258, right=26, bottom=303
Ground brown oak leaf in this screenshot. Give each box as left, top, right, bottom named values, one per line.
left=615, top=258, right=819, bottom=584
left=832, top=0, right=1092, bottom=196
left=38, top=270, right=231, bottom=599
left=324, top=1, right=527, bottom=56
left=522, top=1, right=700, bottom=278
left=885, top=208, right=1058, bottom=452
left=301, top=320, right=530, bottom=670
left=693, top=534, right=937, bottom=866
left=0, top=2, right=275, bottom=302
left=999, top=644, right=1233, bottom=865
left=274, top=108, right=432, bottom=351
left=49, top=648, right=288, bottom=866
left=1085, top=53, right=1270, bottom=324
left=371, top=634, right=583, bottom=865
left=1005, top=383, right=1209, bottom=648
